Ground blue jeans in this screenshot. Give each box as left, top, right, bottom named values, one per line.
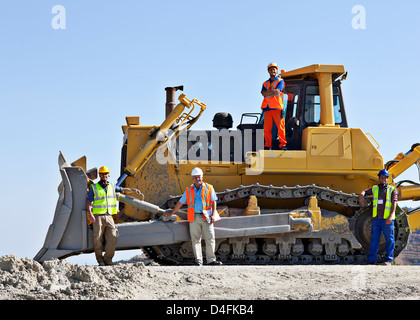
left=368, top=219, right=395, bottom=263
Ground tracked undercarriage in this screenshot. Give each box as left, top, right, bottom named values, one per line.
left=142, top=184, right=410, bottom=265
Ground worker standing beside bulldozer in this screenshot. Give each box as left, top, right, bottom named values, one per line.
left=261, top=62, right=287, bottom=150
left=86, top=166, right=142, bottom=266
left=359, top=169, right=398, bottom=265
left=166, top=167, right=222, bottom=266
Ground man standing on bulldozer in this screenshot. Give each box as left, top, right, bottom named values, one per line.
left=261, top=62, right=287, bottom=150
left=359, top=169, right=398, bottom=265
left=86, top=166, right=142, bottom=266
left=166, top=167, right=222, bottom=266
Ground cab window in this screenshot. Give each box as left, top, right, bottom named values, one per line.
left=283, top=86, right=299, bottom=120
left=304, top=85, right=342, bottom=124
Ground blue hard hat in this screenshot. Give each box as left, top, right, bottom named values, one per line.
left=378, top=169, right=389, bottom=177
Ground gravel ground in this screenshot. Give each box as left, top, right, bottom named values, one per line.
left=1, top=254, right=420, bottom=301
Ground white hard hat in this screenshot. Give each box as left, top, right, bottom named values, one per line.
left=191, top=167, right=203, bottom=176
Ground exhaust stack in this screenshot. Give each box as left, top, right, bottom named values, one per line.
left=165, top=86, right=184, bottom=120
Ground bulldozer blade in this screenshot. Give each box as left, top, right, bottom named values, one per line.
left=34, top=152, right=190, bottom=262
left=86, top=167, right=98, bottom=180
left=70, top=155, right=87, bottom=172
left=35, top=152, right=90, bottom=262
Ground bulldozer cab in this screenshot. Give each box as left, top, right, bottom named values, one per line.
left=238, top=65, right=349, bottom=150
left=283, top=79, right=348, bottom=150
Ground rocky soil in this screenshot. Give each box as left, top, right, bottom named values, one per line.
left=1, top=254, right=420, bottom=300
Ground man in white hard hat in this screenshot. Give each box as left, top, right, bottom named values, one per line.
left=165, top=167, right=222, bottom=266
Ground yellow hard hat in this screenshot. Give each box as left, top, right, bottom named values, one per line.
left=267, top=62, right=278, bottom=71
left=99, top=166, right=110, bottom=174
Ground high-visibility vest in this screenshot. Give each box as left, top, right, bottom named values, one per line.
left=186, top=182, right=214, bottom=222
left=91, top=182, right=117, bottom=215
left=261, top=78, right=284, bottom=110
left=372, top=185, right=396, bottom=220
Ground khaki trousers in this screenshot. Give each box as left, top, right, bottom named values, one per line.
left=189, top=214, right=216, bottom=264
left=92, top=215, right=118, bottom=264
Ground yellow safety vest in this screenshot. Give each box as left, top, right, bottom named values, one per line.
left=91, top=182, right=117, bottom=215
left=372, top=185, right=396, bottom=220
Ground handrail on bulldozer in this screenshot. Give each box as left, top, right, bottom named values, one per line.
left=389, top=145, right=420, bottom=180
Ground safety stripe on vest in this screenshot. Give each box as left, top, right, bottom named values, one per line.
left=385, top=186, right=394, bottom=211
left=264, top=79, right=284, bottom=96
left=187, top=187, right=194, bottom=209
left=203, top=183, right=212, bottom=207
left=92, top=204, right=118, bottom=208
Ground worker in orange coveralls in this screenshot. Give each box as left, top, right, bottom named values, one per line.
left=261, top=62, right=287, bottom=150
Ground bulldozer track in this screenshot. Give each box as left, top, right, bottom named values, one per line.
left=165, top=183, right=361, bottom=208
left=143, top=184, right=410, bottom=265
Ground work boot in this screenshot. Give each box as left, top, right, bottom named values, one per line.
left=208, top=260, right=222, bottom=265
left=104, top=259, right=115, bottom=266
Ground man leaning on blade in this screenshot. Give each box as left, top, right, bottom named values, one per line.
left=86, top=166, right=141, bottom=266
left=165, top=167, right=222, bottom=266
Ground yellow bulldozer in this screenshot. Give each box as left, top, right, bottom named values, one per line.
left=35, top=64, right=420, bottom=265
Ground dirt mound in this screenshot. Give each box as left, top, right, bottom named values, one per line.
left=0, top=254, right=149, bottom=300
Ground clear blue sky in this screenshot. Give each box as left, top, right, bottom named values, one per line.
left=0, top=1, right=419, bottom=265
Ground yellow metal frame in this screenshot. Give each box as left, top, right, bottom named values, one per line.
left=124, top=94, right=206, bottom=176
left=408, top=208, right=420, bottom=232
left=388, top=146, right=420, bottom=179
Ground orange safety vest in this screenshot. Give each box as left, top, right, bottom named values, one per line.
left=261, top=78, right=284, bottom=110
left=186, top=182, right=214, bottom=222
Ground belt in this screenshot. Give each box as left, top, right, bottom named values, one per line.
left=195, top=212, right=203, bottom=214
